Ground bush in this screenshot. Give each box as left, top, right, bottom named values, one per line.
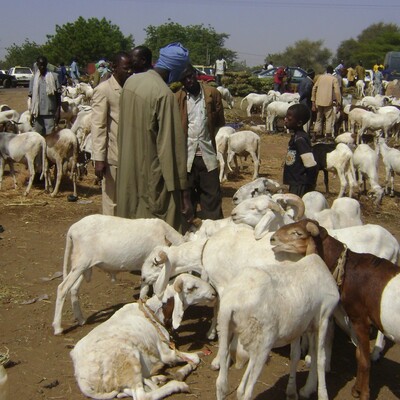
left=220, top=71, right=274, bottom=96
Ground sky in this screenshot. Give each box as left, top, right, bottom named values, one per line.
left=1, top=0, right=399, bottom=67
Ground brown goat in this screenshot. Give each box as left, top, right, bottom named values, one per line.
left=270, top=219, right=400, bottom=400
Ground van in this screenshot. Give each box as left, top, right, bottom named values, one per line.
left=383, top=51, right=400, bottom=81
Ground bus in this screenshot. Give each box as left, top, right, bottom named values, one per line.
left=383, top=51, right=400, bottom=80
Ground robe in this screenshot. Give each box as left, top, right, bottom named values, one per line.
left=116, top=70, right=188, bottom=232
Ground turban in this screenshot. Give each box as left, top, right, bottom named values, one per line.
left=155, top=42, right=190, bottom=83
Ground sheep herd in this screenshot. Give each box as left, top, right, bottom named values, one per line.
left=1, top=83, right=400, bottom=400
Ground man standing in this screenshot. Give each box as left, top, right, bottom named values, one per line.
left=175, top=64, right=225, bottom=221
left=355, top=60, right=366, bottom=82
left=29, top=55, right=61, bottom=136
left=91, top=52, right=133, bottom=216
left=70, top=58, right=80, bottom=85
left=213, top=55, right=227, bottom=86
left=130, top=45, right=153, bottom=73
left=311, top=65, right=341, bottom=141
left=297, top=68, right=315, bottom=133
left=116, top=42, right=192, bottom=232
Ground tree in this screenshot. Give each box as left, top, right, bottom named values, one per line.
left=336, top=23, right=400, bottom=68
left=143, top=20, right=236, bottom=66
left=43, top=17, right=134, bottom=66
left=266, top=40, right=332, bottom=74
left=3, top=39, right=43, bottom=69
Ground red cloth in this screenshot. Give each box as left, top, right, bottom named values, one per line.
left=274, top=67, right=286, bottom=84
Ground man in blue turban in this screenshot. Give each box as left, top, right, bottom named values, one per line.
left=116, top=42, right=193, bottom=232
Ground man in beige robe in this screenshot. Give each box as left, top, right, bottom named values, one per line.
left=116, top=43, right=192, bottom=232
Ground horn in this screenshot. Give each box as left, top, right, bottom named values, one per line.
left=272, top=193, right=305, bottom=221
left=264, top=180, right=280, bottom=194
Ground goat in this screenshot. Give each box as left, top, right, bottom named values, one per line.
left=271, top=219, right=400, bottom=400
left=71, top=274, right=216, bottom=400
left=216, top=255, right=339, bottom=400
left=0, top=131, right=47, bottom=195
left=52, top=215, right=185, bottom=335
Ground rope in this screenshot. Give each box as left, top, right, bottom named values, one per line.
left=332, top=245, right=347, bottom=287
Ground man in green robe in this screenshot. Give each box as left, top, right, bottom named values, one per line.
left=116, top=43, right=193, bottom=233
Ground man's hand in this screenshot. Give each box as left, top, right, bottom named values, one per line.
left=94, top=161, right=106, bottom=180
left=181, top=189, right=194, bottom=223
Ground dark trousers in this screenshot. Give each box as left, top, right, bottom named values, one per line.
left=188, top=156, right=223, bottom=220
left=289, top=184, right=316, bottom=197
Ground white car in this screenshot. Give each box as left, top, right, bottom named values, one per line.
left=8, top=66, right=34, bottom=87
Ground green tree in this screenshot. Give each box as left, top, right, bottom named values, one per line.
left=43, top=17, right=134, bottom=67
left=266, top=40, right=332, bottom=74
left=336, top=23, right=400, bottom=68
left=143, top=20, right=236, bottom=66
left=3, top=39, right=43, bottom=69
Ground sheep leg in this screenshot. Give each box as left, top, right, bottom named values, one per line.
left=371, top=331, right=386, bottom=362
left=249, top=151, right=259, bottom=180
left=207, top=299, right=219, bottom=340
left=286, top=337, right=301, bottom=400
left=53, top=267, right=87, bottom=334
left=390, top=170, right=395, bottom=197
left=246, top=103, right=252, bottom=117
left=51, top=158, right=63, bottom=197
left=335, top=169, right=348, bottom=198
left=237, top=344, right=272, bottom=400
left=70, top=274, right=86, bottom=325
left=216, top=322, right=233, bottom=400
left=323, top=169, right=329, bottom=193
left=124, top=380, right=189, bottom=400
left=24, top=156, right=35, bottom=195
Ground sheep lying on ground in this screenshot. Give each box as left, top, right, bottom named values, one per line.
left=71, top=274, right=217, bottom=400
left=232, top=177, right=281, bottom=205
left=52, top=215, right=185, bottom=335
left=216, top=255, right=339, bottom=400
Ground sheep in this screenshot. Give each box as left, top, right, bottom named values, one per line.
left=71, top=274, right=217, bottom=400
left=215, top=255, right=339, bottom=400
left=71, top=106, right=92, bottom=148
left=360, top=94, right=390, bottom=108
left=265, top=100, right=293, bottom=132
left=312, top=142, right=358, bottom=198
left=226, top=130, right=260, bottom=180
left=376, top=136, right=400, bottom=197
left=357, top=109, right=400, bottom=143
left=76, top=82, right=94, bottom=104
left=45, top=128, right=79, bottom=197
left=232, top=177, right=281, bottom=205
left=347, top=106, right=372, bottom=138
left=217, top=86, right=234, bottom=109
left=356, top=79, right=366, bottom=98
left=215, top=126, right=235, bottom=182
left=52, top=215, right=185, bottom=335
left=240, top=93, right=271, bottom=117
left=277, top=92, right=300, bottom=103
left=230, top=193, right=305, bottom=239
left=0, top=131, right=47, bottom=195
left=335, top=131, right=356, bottom=149
left=270, top=219, right=400, bottom=400
left=353, top=144, right=384, bottom=204
left=17, top=110, right=33, bottom=133
left=0, top=109, right=20, bottom=132
left=302, top=191, right=329, bottom=219
left=183, top=217, right=234, bottom=242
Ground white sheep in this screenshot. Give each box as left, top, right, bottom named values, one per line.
left=356, top=79, right=365, bottom=98
left=226, top=130, right=260, bottom=180
left=302, top=191, right=329, bottom=219
left=277, top=92, right=300, bottom=103
left=52, top=215, right=185, bottom=335
left=215, top=126, right=235, bottom=182
left=232, top=177, right=281, bottom=205
left=17, top=110, right=33, bottom=133
left=360, top=95, right=390, bottom=108
left=0, top=131, right=48, bottom=195
left=377, top=137, right=400, bottom=197
left=217, top=86, right=234, bottom=109
left=71, top=274, right=217, bottom=400
left=216, top=256, right=339, bottom=400
left=353, top=143, right=384, bottom=204
left=240, top=93, right=272, bottom=117
left=45, top=128, right=79, bottom=197
left=265, top=100, right=293, bottom=132
left=357, top=109, right=400, bottom=143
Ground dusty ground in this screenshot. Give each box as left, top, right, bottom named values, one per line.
left=1, top=87, right=400, bottom=400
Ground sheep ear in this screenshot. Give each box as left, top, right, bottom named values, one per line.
left=154, top=258, right=172, bottom=298
left=254, top=211, right=275, bottom=240
left=173, top=276, right=183, bottom=293
left=306, top=221, right=320, bottom=237
left=172, top=291, right=184, bottom=329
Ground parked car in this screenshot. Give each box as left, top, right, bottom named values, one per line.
left=8, top=66, right=34, bottom=87
left=258, top=66, right=308, bottom=85
left=0, top=71, right=18, bottom=88
left=194, top=67, right=215, bottom=83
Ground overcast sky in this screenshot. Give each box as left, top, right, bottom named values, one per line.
left=1, top=0, right=399, bottom=67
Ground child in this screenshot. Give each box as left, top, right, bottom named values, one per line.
left=283, top=103, right=318, bottom=197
